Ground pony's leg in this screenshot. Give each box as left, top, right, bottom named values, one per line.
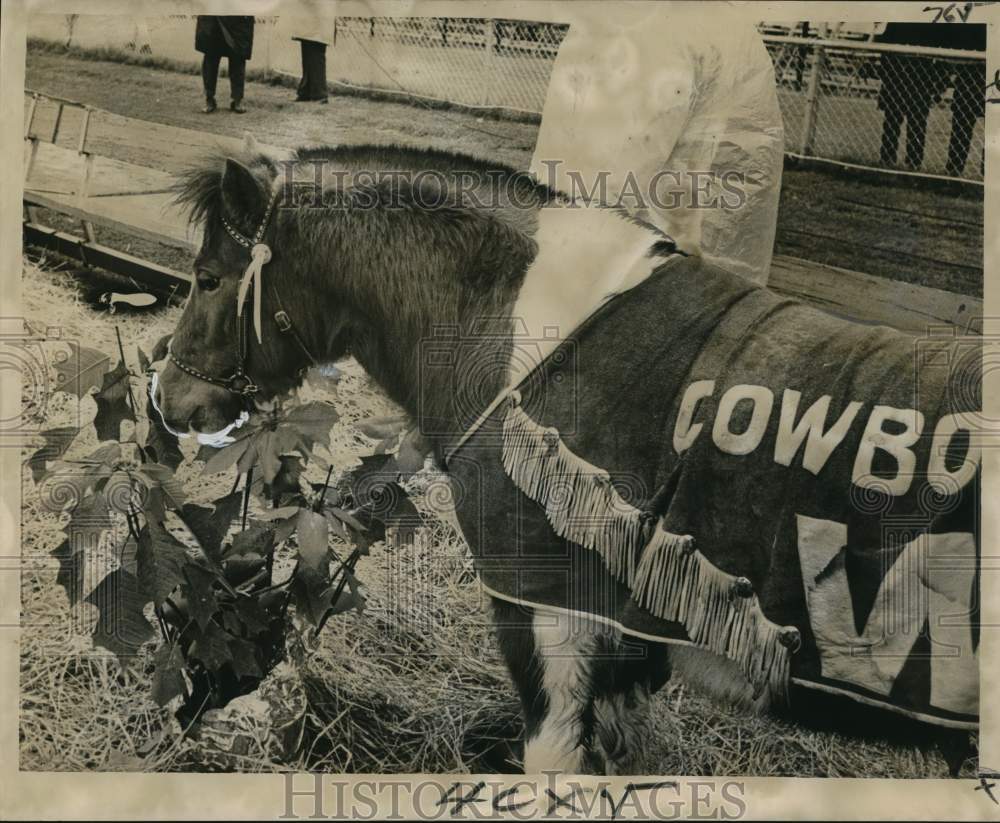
left=523, top=608, right=601, bottom=774
left=492, top=598, right=599, bottom=774
left=589, top=635, right=670, bottom=775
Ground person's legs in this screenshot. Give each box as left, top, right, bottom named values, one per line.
left=947, top=68, right=979, bottom=176
left=306, top=41, right=328, bottom=102
left=228, top=56, right=246, bottom=112
left=296, top=41, right=329, bottom=102
left=296, top=41, right=309, bottom=100
left=880, top=100, right=903, bottom=166
left=201, top=53, right=221, bottom=112
left=904, top=105, right=930, bottom=170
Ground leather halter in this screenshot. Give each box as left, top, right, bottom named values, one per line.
left=168, top=186, right=318, bottom=402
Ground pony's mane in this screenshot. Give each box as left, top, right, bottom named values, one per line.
left=171, top=143, right=553, bottom=231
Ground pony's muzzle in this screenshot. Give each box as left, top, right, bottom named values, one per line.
left=151, top=360, right=245, bottom=438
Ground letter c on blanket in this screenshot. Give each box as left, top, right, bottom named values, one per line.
left=673, top=380, right=715, bottom=454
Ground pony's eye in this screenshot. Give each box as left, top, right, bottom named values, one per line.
left=196, top=271, right=221, bottom=292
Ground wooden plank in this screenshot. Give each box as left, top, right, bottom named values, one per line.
left=768, top=254, right=981, bottom=335
left=24, top=189, right=197, bottom=251
left=24, top=221, right=191, bottom=295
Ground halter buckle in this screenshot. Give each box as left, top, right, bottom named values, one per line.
left=274, top=310, right=292, bottom=332
left=227, top=374, right=259, bottom=396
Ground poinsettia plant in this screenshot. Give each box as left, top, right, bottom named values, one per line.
left=30, top=330, right=425, bottom=725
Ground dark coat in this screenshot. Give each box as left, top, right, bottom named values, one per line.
left=195, top=16, right=254, bottom=60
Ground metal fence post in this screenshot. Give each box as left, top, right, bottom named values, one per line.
left=800, top=41, right=825, bottom=155
left=483, top=18, right=495, bottom=107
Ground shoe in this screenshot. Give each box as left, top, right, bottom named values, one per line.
left=231, top=100, right=247, bottom=114
left=203, top=97, right=217, bottom=114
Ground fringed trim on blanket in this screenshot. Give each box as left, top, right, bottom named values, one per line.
left=631, top=524, right=791, bottom=701
left=501, top=402, right=645, bottom=584
left=499, top=399, right=794, bottom=702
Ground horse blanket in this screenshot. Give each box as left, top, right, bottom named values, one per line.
left=449, top=255, right=980, bottom=729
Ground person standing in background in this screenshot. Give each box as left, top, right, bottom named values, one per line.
left=944, top=24, right=986, bottom=177
left=195, top=15, right=255, bottom=114
left=293, top=34, right=330, bottom=103
left=875, top=23, right=949, bottom=170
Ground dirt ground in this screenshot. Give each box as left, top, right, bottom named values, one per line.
left=18, top=46, right=980, bottom=777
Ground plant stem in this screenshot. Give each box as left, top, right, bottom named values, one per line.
left=113, top=325, right=146, bottom=464
left=241, top=466, right=254, bottom=531
left=318, top=465, right=334, bottom=507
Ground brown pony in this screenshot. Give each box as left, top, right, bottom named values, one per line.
left=155, top=141, right=686, bottom=774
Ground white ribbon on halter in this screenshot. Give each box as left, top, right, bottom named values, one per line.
left=236, top=242, right=273, bottom=343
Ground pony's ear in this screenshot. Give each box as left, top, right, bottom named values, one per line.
left=221, top=158, right=265, bottom=218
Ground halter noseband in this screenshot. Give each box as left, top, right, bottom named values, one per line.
left=168, top=185, right=317, bottom=401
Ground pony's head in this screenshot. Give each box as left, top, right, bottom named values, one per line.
left=154, top=141, right=352, bottom=434
left=154, top=138, right=546, bottom=439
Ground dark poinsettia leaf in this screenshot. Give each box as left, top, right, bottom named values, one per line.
left=227, top=636, right=263, bottom=679
left=137, top=463, right=186, bottom=512
left=385, top=487, right=421, bottom=535
left=348, top=453, right=397, bottom=501
left=143, top=393, right=183, bottom=470
left=289, top=564, right=335, bottom=627
left=228, top=522, right=276, bottom=559
left=85, top=568, right=156, bottom=663
left=327, top=505, right=368, bottom=534
left=181, top=563, right=220, bottom=630
left=188, top=621, right=234, bottom=670
left=151, top=641, right=187, bottom=706
left=201, top=436, right=252, bottom=476
left=68, top=489, right=112, bottom=534
left=279, top=401, right=339, bottom=452
left=323, top=510, right=350, bottom=542
left=136, top=521, right=189, bottom=606
left=329, top=569, right=366, bottom=617
left=221, top=553, right=266, bottom=587
left=54, top=344, right=112, bottom=397
left=263, top=454, right=303, bottom=503
left=178, top=492, right=242, bottom=560
left=51, top=538, right=84, bottom=606
left=42, top=442, right=120, bottom=511
left=296, top=509, right=329, bottom=570
left=273, top=512, right=299, bottom=544
left=93, top=360, right=135, bottom=442
left=232, top=593, right=272, bottom=634
left=150, top=334, right=172, bottom=364
left=309, top=482, right=342, bottom=508
left=51, top=492, right=112, bottom=606
left=28, top=426, right=80, bottom=483
left=119, top=534, right=139, bottom=575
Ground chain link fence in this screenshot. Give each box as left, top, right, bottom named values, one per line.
left=327, top=17, right=566, bottom=115
left=765, top=36, right=986, bottom=181
left=27, top=14, right=986, bottom=181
